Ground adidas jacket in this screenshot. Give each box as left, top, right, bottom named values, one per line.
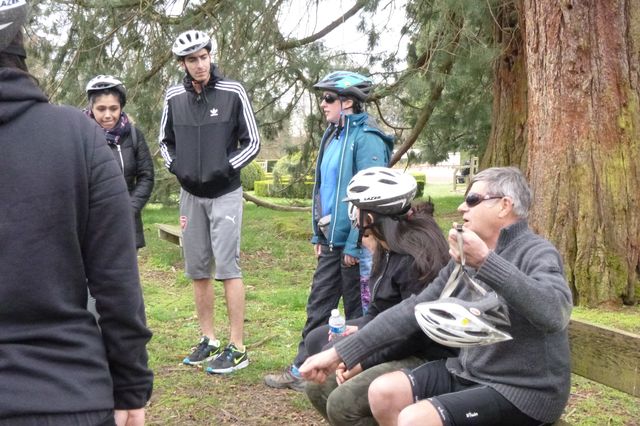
left=159, top=66, right=260, bottom=198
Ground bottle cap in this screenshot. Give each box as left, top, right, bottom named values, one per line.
left=331, top=309, right=339, bottom=317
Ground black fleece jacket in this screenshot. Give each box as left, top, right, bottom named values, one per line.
left=109, top=126, right=154, bottom=248
left=0, top=68, right=153, bottom=418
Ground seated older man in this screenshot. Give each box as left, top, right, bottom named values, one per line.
left=300, top=166, right=572, bottom=426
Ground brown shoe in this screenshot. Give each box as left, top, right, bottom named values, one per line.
left=264, top=366, right=306, bottom=392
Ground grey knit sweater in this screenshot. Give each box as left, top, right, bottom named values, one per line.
left=335, top=220, right=572, bottom=423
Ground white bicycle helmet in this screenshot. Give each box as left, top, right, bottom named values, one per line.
left=86, top=75, right=127, bottom=107
left=415, top=292, right=512, bottom=348
left=0, top=0, right=27, bottom=54
left=172, top=30, right=212, bottom=57
left=344, top=167, right=417, bottom=216
left=414, top=225, right=512, bottom=348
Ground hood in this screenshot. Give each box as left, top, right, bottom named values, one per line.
left=0, top=68, right=48, bottom=124
left=344, top=112, right=395, bottom=148
left=183, top=64, right=224, bottom=95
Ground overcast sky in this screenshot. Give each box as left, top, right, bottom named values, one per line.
left=166, top=0, right=408, bottom=72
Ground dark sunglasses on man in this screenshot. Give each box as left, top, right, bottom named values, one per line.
left=464, top=193, right=503, bottom=208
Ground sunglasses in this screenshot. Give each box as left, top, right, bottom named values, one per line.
left=321, top=93, right=340, bottom=104
left=465, top=193, right=503, bottom=207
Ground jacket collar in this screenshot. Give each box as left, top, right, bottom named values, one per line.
left=183, top=64, right=223, bottom=94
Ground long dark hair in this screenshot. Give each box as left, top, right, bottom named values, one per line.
left=367, top=199, right=449, bottom=286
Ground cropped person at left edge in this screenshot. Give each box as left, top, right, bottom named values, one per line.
left=0, top=2, right=153, bottom=426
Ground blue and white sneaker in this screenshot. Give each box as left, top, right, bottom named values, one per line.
left=205, top=343, right=249, bottom=374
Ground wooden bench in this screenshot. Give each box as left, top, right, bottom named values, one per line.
left=556, top=318, right=640, bottom=425
left=156, top=223, right=182, bottom=247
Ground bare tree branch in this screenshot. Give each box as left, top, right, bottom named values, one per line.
left=276, top=0, right=369, bottom=50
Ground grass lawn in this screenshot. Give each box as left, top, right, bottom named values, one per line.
left=139, top=183, right=639, bottom=425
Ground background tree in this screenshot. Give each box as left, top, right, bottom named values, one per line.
left=524, top=0, right=640, bottom=305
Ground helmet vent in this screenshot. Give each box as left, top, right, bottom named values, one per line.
left=431, top=309, right=455, bottom=320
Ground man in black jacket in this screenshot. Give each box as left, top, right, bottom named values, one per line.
left=159, top=30, right=260, bottom=374
left=0, top=2, right=153, bottom=426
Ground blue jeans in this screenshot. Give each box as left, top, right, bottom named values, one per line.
left=293, top=245, right=362, bottom=367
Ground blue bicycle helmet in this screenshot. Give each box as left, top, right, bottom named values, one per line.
left=0, top=0, right=27, bottom=55
left=313, top=71, right=373, bottom=101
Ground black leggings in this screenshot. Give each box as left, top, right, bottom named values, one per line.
left=404, top=360, right=548, bottom=426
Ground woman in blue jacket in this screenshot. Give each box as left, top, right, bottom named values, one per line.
left=265, top=71, right=394, bottom=391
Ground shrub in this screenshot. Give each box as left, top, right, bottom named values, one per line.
left=270, top=152, right=314, bottom=199
left=410, top=171, right=426, bottom=198
left=240, top=161, right=267, bottom=191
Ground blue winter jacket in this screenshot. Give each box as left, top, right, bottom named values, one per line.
left=311, top=112, right=394, bottom=257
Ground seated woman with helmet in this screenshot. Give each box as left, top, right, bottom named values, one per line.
left=300, top=166, right=573, bottom=426
left=304, top=166, right=456, bottom=426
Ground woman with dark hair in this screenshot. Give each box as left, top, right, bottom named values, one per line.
left=85, top=75, right=154, bottom=250
left=304, top=167, right=456, bottom=426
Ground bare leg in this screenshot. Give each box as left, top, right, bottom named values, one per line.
left=193, top=278, right=215, bottom=340
left=223, top=277, right=245, bottom=348
left=368, top=371, right=414, bottom=426
left=398, top=400, right=443, bottom=426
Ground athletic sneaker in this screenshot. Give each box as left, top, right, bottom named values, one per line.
left=205, top=343, right=249, bottom=374
left=264, top=365, right=306, bottom=392
left=182, top=336, right=221, bottom=366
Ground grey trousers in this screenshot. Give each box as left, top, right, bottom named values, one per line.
left=305, top=356, right=426, bottom=426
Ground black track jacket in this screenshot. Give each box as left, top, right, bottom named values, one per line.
left=159, top=66, right=260, bottom=198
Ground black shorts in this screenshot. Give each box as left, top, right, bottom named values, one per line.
left=403, top=360, right=546, bottom=426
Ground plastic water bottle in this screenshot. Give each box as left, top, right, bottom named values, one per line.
left=329, top=309, right=346, bottom=338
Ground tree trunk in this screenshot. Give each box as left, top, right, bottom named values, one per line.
left=524, top=0, right=640, bottom=305
left=481, top=0, right=528, bottom=169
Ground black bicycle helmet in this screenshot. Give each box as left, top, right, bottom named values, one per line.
left=172, top=30, right=212, bottom=57
left=344, top=167, right=417, bottom=216
left=313, top=71, right=373, bottom=101
left=86, top=75, right=127, bottom=108
left=0, top=0, right=27, bottom=55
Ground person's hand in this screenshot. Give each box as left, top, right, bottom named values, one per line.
left=327, top=325, right=358, bottom=341
left=343, top=254, right=359, bottom=267
left=114, top=408, right=145, bottom=426
left=314, top=244, right=322, bottom=258
left=336, top=362, right=362, bottom=385
left=299, top=348, right=341, bottom=384
left=342, top=325, right=358, bottom=337
left=448, top=223, right=491, bottom=268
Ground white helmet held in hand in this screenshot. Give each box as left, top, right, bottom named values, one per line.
left=172, top=30, right=213, bottom=57
left=344, top=167, right=417, bottom=216
left=414, top=292, right=512, bottom=348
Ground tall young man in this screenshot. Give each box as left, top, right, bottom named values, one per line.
left=1, top=2, right=153, bottom=425
left=159, top=30, right=260, bottom=374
